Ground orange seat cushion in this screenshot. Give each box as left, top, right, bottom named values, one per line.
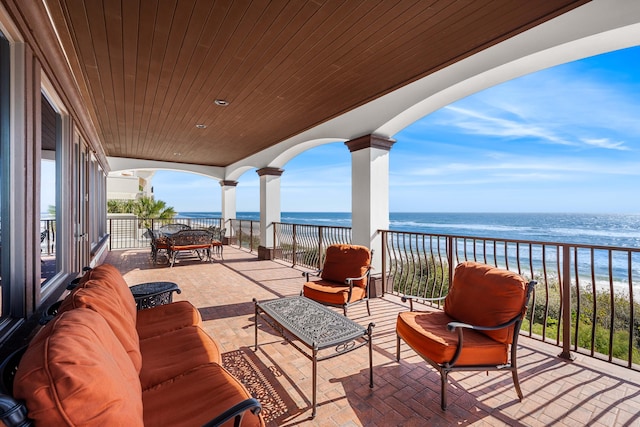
left=396, top=310, right=508, bottom=365
left=170, top=244, right=212, bottom=251
left=136, top=300, right=202, bottom=339
left=14, top=309, right=144, bottom=426
left=142, top=363, right=264, bottom=427
left=58, top=279, right=142, bottom=372
left=445, top=261, right=528, bottom=344
left=321, top=244, right=370, bottom=288
left=139, top=326, right=222, bottom=389
left=303, top=280, right=366, bottom=305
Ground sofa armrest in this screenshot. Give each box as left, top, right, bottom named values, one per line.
left=0, top=346, right=31, bottom=426
left=0, top=394, right=31, bottom=427
left=201, top=397, right=262, bottom=427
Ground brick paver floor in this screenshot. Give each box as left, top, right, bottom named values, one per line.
left=106, top=247, right=640, bottom=427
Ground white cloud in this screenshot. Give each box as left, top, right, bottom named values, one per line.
left=442, top=105, right=576, bottom=146
left=581, top=138, right=629, bottom=150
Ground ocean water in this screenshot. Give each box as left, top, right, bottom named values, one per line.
left=178, top=211, right=640, bottom=248
left=180, top=211, right=640, bottom=296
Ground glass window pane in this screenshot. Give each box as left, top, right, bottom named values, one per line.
left=0, top=31, right=9, bottom=317
left=41, top=95, right=59, bottom=285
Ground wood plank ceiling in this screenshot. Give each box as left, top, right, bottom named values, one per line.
left=45, top=0, right=588, bottom=167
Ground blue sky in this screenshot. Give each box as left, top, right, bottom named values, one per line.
left=43, top=46, right=640, bottom=214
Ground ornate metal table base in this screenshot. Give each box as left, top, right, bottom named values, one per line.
left=253, top=296, right=374, bottom=418
left=130, top=281, right=181, bottom=310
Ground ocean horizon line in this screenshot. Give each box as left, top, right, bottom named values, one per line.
left=177, top=210, right=640, bottom=215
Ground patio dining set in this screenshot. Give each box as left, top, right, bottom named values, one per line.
left=147, top=223, right=225, bottom=267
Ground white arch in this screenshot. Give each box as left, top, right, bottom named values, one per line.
left=224, top=165, right=255, bottom=182
left=108, top=156, right=225, bottom=180
left=224, top=137, right=346, bottom=180
left=225, top=0, right=640, bottom=179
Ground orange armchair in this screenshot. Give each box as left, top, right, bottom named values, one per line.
left=302, top=244, right=372, bottom=316
left=396, top=261, right=536, bottom=410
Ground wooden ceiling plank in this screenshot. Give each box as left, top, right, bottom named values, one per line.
left=121, top=0, right=140, bottom=154
left=82, top=0, right=121, bottom=152
left=214, top=1, right=295, bottom=104
left=147, top=0, right=201, bottom=157
left=60, top=0, right=115, bottom=148
left=144, top=0, right=189, bottom=157
left=134, top=1, right=162, bottom=155
left=103, top=0, right=127, bottom=154
left=137, top=0, right=179, bottom=159
left=131, top=0, right=157, bottom=158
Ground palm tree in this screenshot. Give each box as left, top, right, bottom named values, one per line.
left=133, top=196, right=176, bottom=228
left=107, top=199, right=136, bottom=213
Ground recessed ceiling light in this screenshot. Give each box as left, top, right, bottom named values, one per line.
left=214, top=99, right=229, bottom=106
left=195, top=124, right=207, bottom=129
left=173, top=152, right=182, bottom=156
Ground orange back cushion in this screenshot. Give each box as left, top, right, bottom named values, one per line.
left=58, top=280, right=142, bottom=372
left=321, top=244, right=371, bottom=288
left=444, top=261, right=528, bottom=344
left=81, top=264, right=138, bottom=316
left=14, top=309, right=144, bottom=426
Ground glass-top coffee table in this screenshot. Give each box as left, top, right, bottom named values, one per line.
left=253, top=296, right=374, bottom=418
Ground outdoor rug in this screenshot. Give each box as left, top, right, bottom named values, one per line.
left=222, top=348, right=292, bottom=424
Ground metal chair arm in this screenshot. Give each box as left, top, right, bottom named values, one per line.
left=302, top=269, right=322, bottom=282
left=445, top=311, right=528, bottom=367
left=343, top=266, right=372, bottom=285
left=446, top=314, right=522, bottom=333
left=200, top=397, right=262, bottom=427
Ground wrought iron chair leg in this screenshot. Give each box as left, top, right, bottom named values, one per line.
left=440, top=370, right=449, bottom=410
left=343, top=305, right=348, bottom=316
left=512, top=369, right=524, bottom=400
left=396, top=335, right=401, bottom=361
left=366, top=299, right=371, bottom=316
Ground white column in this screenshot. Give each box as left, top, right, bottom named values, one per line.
left=346, top=135, right=395, bottom=270
left=256, top=167, right=283, bottom=260
left=220, top=180, right=237, bottom=239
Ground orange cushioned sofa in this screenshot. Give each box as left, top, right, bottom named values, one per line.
left=7, top=263, right=264, bottom=427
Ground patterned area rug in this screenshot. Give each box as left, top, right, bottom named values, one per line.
left=222, top=349, right=290, bottom=424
